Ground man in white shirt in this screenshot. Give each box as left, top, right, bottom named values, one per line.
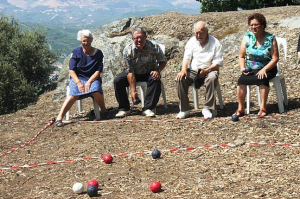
left=176, top=21, right=223, bottom=119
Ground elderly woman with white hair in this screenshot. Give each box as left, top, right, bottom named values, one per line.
left=55, top=29, right=108, bottom=127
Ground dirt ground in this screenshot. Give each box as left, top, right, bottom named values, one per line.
left=1, top=67, right=300, bottom=198
left=1, top=6, right=300, bottom=199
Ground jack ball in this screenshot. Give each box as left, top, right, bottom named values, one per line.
left=72, top=182, right=84, bottom=194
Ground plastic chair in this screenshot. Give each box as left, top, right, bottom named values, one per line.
left=127, top=43, right=168, bottom=109
left=65, top=86, right=101, bottom=121
left=246, top=37, right=288, bottom=114
left=130, top=81, right=168, bottom=108
left=191, top=81, right=224, bottom=110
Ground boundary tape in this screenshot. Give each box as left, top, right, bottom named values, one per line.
left=0, top=119, right=54, bottom=157
left=1, top=141, right=299, bottom=172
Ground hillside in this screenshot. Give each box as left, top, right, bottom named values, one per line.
left=1, top=6, right=300, bottom=199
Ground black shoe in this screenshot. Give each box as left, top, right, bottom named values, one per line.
left=101, top=112, right=110, bottom=120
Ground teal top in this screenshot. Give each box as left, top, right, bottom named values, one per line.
left=245, top=31, right=274, bottom=70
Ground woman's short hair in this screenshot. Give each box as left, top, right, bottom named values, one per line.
left=131, top=27, right=147, bottom=37
left=248, top=13, right=267, bottom=30
left=77, top=29, right=94, bottom=41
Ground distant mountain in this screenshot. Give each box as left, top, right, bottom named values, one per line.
left=0, top=0, right=200, bottom=62
left=0, top=0, right=200, bottom=27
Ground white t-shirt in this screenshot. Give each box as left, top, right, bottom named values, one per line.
left=183, top=35, right=223, bottom=71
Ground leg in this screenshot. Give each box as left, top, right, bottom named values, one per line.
left=203, top=71, right=219, bottom=111
left=177, top=70, right=195, bottom=111
left=237, top=85, right=247, bottom=112
left=114, top=70, right=130, bottom=111
left=142, top=74, right=161, bottom=111
left=56, top=95, right=79, bottom=121
left=91, top=92, right=107, bottom=112
left=259, top=85, right=269, bottom=112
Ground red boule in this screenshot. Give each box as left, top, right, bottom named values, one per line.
left=87, top=180, right=99, bottom=188
left=102, top=154, right=113, bottom=164
left=150, top=181, right=161, bottom=193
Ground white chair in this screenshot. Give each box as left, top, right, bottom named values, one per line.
left=130, top=81, right=168, bottom=108
left=65, top=86, right=101, bottom=121
left=246, top=37, right=288, bottom=114
left=191, top=81, right=224, bottom=110
left=127, top=43, right=168, bottom=109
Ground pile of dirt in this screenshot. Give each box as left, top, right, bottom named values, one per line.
left=1, top=6, right=300, bottom=199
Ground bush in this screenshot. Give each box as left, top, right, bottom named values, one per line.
left=0, top=62, right=36, bottom=113
left=0, top=15, right=57, bottom=114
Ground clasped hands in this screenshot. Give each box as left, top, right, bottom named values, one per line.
left=76, top=81, right=91, bottom=93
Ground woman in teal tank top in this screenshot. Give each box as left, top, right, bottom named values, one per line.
left=233, top=13, right=279, bottom=117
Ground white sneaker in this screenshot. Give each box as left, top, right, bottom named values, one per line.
left=142, top=109, right=155, bottom=117
left=115, top=110, right=131, bottom=118
left=202, top=108, right=212, bottom=119
left=176, top=111, right=190, bottom=119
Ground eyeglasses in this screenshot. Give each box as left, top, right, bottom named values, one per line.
left=132, top=36, right=145, bottom=41
left=250, top=24, right=260, bottom=28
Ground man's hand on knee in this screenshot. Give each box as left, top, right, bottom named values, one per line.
left=150, top=71, right=161, bottom=80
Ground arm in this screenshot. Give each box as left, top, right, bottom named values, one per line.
left=198, top=63, right=220, bottom=78
left=127, top=72, right=137, bottom=99
left=239, top=37, right=247, bottom=73
left=297, top=35, right=300, bottom=59
left=69, top=70, right=85, bottom=93
left=176, top=59, right=190, bottom=81
left=151, top=61, right=167, bottom=81
left=199, top=39, right=223, bottom=78
left=84, top=71, right=101, bottom=92
left=256, top=37, right=279, bottom=79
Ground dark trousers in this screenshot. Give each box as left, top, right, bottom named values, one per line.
left=113, top=70, right=161, bottom=111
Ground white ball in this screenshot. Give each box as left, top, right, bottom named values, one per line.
left=72, top=182, right=84, bottom=194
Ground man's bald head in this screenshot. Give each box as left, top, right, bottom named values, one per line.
left=193, top=21, right=209, bottom=46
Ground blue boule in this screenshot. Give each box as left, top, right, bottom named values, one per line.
left=231, top=114, right=239, bottom=122
left=245, top=67, right=252, bottom=73
left=87, top=185, right=98, bottom=197
left=151, top=149, right=161, bottom=159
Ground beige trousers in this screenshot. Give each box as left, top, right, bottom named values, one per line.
left=177, top=69, right=219, bottom=111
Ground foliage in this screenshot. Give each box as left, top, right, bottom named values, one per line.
left=0, top=15, right=57, bottom=114
left=196, top=0, right=300, bottom=12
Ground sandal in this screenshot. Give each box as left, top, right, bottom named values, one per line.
left=232, top=110, right=245, bottom=117
left=55, top=120, right=64, bottom=127
left=258, top=108, right=267, bottom=117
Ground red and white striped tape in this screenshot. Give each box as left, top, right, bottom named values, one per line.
left=1, top=141, right=299, bottom=172
left=63, top=113, right=297, bottom=124
left=0, top=119, right=54, bottom=157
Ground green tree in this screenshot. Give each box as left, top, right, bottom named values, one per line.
left=0, top=15, right=57, bottom=114
left=196, top=0, right=300, bottom=13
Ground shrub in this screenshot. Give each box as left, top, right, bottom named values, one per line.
left=0, top=15, right=57, bottom=114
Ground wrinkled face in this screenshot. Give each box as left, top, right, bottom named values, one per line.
left=132, top=31, right=146, bottom=50
left=249, top=19, right=263, bottom=35
left=195, top=24, right=208, bottom=45
left=81, top=36, right=93, bottom=47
